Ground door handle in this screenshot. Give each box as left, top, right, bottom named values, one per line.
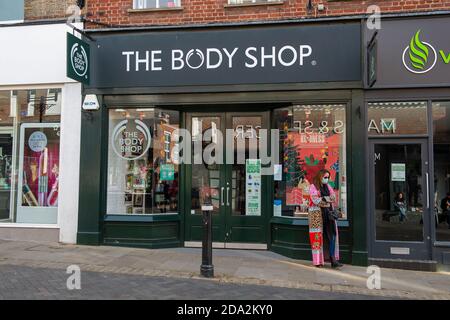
left=221, top=187, right=224, bottom=206
left=226, top=187, right=230, bottom=206
left=426, top=172, right=430, bottom=209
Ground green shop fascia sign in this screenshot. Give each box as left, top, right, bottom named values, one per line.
left=67, top=32, right=90, bottom=85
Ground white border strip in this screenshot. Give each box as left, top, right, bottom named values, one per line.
left=0, top=223, right=59, bottom=229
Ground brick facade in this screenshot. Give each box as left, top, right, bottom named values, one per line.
left=24, top=0, right=85, bottom=21
left=85, top=0, right=450, bottom=28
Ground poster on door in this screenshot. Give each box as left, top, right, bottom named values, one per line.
left=391, top=163, right=406, bottom=181
left=246, top=159, right=261, bottom=216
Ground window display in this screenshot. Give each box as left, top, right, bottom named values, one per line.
left=107, top=108, right=179, bottom=215
left=274, top=104, right=347, bottom=219
left=0, top=88, right=61, bottom=224
left=20, top=125, right=60, bottom=207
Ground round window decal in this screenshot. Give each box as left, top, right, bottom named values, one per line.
left=28, top=131, right=48, bottom=152
left=111, top=119, right=151, bottom=160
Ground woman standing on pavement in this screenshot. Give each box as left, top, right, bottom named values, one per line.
left=308, top=169, right=343, bottom=269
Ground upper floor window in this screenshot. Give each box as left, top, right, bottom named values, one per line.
left=133, top=0, right=181, bottom=9
left=228, top=0, right=281, bottom=4
left=0, top=0, right=24, bottom=24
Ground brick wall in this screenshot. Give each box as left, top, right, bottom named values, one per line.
left=25, top=0, right=85, bottom=21
left=85, top=0, right=450, bottom=28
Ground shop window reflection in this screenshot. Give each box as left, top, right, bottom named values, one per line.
left=107, top=108, right=180, bottom=215
left=274, top=104, right=347, bottom=219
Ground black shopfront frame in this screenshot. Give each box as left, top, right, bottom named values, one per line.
left=365, top=88, right=450, bottom=267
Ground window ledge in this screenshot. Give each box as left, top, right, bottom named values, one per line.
left=0, top=223, right=59, bottom=228
left=224, top=1, right=284, bottom=8
left=271, top=216, right=350, bottom=227
left=128, top=7, right=184, bottom=13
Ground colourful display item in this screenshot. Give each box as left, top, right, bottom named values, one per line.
left=38, top=148, right=49, bottom=206
left=22, top=184, right=38, bottom=207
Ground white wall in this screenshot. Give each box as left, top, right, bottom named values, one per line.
left=0, top=23, right=82, bottom=86
left=58, top=82, right=81, bottom=243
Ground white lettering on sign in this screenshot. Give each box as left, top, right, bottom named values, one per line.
left=368, top=118, right=397, bottom=134
left=122, top=45, right=314, bottom=72
left=292, top=120, right=344, bottom=134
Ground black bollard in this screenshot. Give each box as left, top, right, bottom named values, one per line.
left=200, top=206, right=214, bottom=278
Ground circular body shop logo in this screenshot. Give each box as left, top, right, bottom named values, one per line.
left=402, top=30, right=437, bottom=74
left=70, top=42, right=89, bottom=77
left=185, top=49, right=205, bottom=69
left=29, top=131, right=47, bottom=152
left=111, top=119, right=151, bottom=160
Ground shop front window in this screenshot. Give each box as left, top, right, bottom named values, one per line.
left=368, top=101, right=428, bottom=136
left=273, top=104, right=347, bottom=219
left=0, top=88, right=61, bottom=224
left=432, top=101, right=450, bottom=242
left=107, top=108, right=179, bottom=215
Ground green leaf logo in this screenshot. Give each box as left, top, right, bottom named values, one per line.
left=403, top=29, right=437, bottom=74
left=408, top=30, right=429, bottom=70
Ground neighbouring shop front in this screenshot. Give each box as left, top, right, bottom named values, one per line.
left=364, top=14, right=450, bottom=269
left=78, top=20, right=368, bottom=266
left=0, top=22, right=82, bottom=243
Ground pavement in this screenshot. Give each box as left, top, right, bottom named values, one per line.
left=0, top=239, right=449, bottom=300
left=0, top=264, right=384, bottom=300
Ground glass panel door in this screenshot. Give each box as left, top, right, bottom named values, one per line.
left=230, top=115, right=262, bottom=217
left=184, top=111, right=268, bottom=246
left=185, top=114, right=226, bottom=243
left=370, top=139, right=431, bottom=260
left=225, top=113, right=268, bottom=245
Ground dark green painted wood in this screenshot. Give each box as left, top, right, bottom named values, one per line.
left=270, top=223, right=352, bottom=264
left=104, top=214, right=180, bottom=222
left=86, top=82, right=361, bottom=97
left=77, top=96, right=107, bottom=245
left=179, top=113, right=186, bottom=244
left=350, top=89, right=368, bottom=266
left=103, top=221, right=181, bottom=248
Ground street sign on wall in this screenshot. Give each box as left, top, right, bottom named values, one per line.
left=67, top=32, right=90, bottom=85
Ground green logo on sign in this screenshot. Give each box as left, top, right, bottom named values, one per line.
left=408, top=30, right=429, bottom=70
left=402, top=30, right=437, bottom=74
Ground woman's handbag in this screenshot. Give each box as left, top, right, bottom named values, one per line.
left=328, top=209, right=340, bottom=221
